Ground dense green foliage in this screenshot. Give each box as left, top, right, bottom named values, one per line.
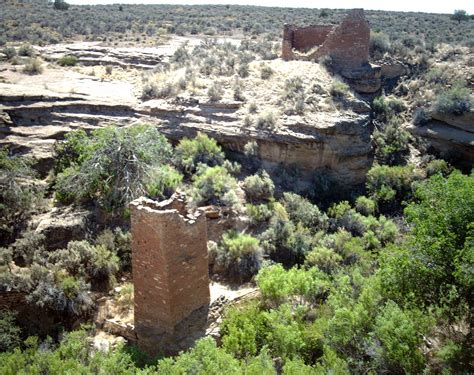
left=0, top=149, right=42, bottom=240
left=188, top=165, right=239, bottom=208
left=55, top=125, right=179, bottom=210
left=210, top=231, right=262, bottom=282
left=174, top=132, right=225, bottom=174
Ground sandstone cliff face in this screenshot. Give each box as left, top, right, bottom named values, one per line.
left=407, top=112, right=474, bottom=167
left=0, top=52, right=373, bottom=188
left=1, top=87, right=372, bottom=187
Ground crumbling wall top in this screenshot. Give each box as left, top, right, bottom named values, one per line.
left=281, top=8, right=370, bottom=71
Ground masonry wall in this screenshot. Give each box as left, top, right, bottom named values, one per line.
left=130, top=195, right=210, bottom=356
left=292, top=25, right=333, bottom=52
left=317, top=9, right=370, bottom=70
left=281, top=9, right=370, bottom=71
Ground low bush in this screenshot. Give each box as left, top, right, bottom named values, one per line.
left=208, top=81, right=224, bottom=102
left=370, top=31, right=391, bottom=57
left=211, top=230, right=262, bottom=282
left=0, top=149, right=43, bottom=240
left=330, top=80, right=349, bottom=99
left=432, top=83, right=472, bottom=115
left=255, top=110, right=276, bottom=129
left=2, top=47, right=16, bottom=60
left=281, top=192, right=328, bottom=232
left=242, top=170, right=274, bottom=203
left=373, top=117, right=411, bottom=165
left=354, top=196, right=377, bottom=216
left=425, top=159, right=452, bottom=177
left=305, top=246, right=342, bottom=274
left=18, top=44, right=35, bottom=57
left=188, top=164, right=239, bottom=208
left=22, top=58, right=43, bottom=74
left=256, top=264, right=330, bottom=307
left=0, top=311, right=21, bottom=352
left=174, top=132, right=225, bottom=174
left=57, top=55, right=78, bottom=66
left=261, top=203, right=315, bottom=265
left=260, top=64, right=273, bottom=80
left=366, top=164, right=421, bottom=211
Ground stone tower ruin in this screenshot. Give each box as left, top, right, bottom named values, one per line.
left=130, top=194, right=210, bottom=356
left=282, top=9, right=370, bottom=70
left=282, top=9, right=382, bottom=93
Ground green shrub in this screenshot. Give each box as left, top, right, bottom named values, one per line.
left=18, top=44, right=35, bottom=57
left=256, top=264, right=329, bottom=307
left=264, top=304, right=306, bottom=359
left=22, top=58, right=43, bottom=74
left=58, top=55, right=78, bottom=66
left=366, top=164, right=421, bottom=211
left=282, top=77, right=304, bottom=100
left=157, top=337, right=242, bottom=373
left=380, top=171, right=474, bottom=319
left=211, top=230, right=262, bottom=282
left=305, top=246, right=342, bottom=274
left=49, top=240, right=120, bottom=290
left=0, top=311, right=21, bottom=352
left=354, top=196, right=377, bottom=216
left=432, top=83, right=472, bottom=115
left=370, top=31, right=391, bottom=56
left=55, top=125, right=174, bottom=210
left=0, top=149, right=42, bottom=239
left=372, top=96, right=389, bottom=117
left=146, top=164, right=183, bottom=199
left=2, top=47, right=16, bottom=60
left=412, top=107, right=430, bottom=125
left=261, top=204, right=315, bottom=265
left=95, top=228, right=131, bottom=271
left=174, top=132, right=225, bottom=174
left=188, top=165, right=239, bottom=207
left=260, top=64, right=273, bottom=80
left=238, top=63, right=249, bottom=78
left=330, top=80, right=349, bottom=99
left=374, top=302, right=432, bottom=373
left=281, top=192, right=328, bottom=232
left=255, top=110, right=276, bottom=129
left=208, top=81, right=224, bottom=102
left=373, top=117, right=411, bottom=165
left=243, top=170, right=274, bottom=203
left=0, top=329, right=137, bottom=373
left=425, top=159, right=452, bottom=177
left=26, top=266, right=93, bottom=315
left=246, top=202, right=275, bottom=225
left=221, top=302, right=268, bottom=358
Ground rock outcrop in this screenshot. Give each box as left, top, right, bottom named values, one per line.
left=0, top=74, right=373, bottom=187
left=407, top=112, right=474, bottom=167
left=34, top=206, right=91, bottom=250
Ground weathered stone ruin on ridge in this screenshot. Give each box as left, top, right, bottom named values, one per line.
left=130, top=193, right=210, bottom=356
left=282, top=9, right=382, bottom=93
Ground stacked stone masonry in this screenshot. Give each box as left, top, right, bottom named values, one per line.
left=282, top=9, right=370, bottom=71
left=130, top=194, right=210, bottom=356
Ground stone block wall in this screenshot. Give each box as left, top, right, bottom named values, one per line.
left=282, top=9, right=370, bottom=71
left=130, top=194, right=210, bottom=356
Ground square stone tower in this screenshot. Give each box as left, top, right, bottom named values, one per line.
left=130, top=194, right=210, bottom=356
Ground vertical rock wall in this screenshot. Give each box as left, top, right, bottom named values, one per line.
left=130, top=195, right=210, bottom=356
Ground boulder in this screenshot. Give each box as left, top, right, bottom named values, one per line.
left=35, top=206, right=91, bottom=250
left=341, top=64, right=382, bottom=94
